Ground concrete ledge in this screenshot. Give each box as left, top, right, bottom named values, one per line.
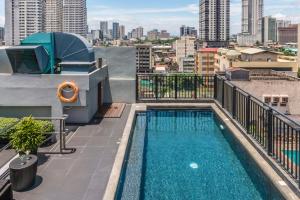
left=103, top=103, right=299, bottom=200
left=103, top=105, right=136, bottom=200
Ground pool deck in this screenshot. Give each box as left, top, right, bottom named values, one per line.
left=13, top=105, right=131, bottom=200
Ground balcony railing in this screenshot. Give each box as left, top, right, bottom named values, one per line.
left=137, top=73, right=300, bottom=188
left=136, top=73, right=215, bottom=101
left=215, top=74, right=300, bottom=189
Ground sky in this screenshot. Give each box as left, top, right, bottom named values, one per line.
left=0, top=0, right=300, bottom=35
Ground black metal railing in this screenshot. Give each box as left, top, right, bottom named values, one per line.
left=137, top=73, right=300, bottom=188
left=215, top=74, right=300, bottom=188
left=136, top=74, right=215, bottom=101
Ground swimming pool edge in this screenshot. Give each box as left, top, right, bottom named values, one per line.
left=103, top=103, right=299, bottom=200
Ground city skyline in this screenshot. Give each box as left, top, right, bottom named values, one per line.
left=0, top=0, right=300, bottom=35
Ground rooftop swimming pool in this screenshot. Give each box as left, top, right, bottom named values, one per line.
left=116, top=109, right=284, bottom=200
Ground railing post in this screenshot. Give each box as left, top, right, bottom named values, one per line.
left=194, top=75, right=197, bottom=99
left=221, top=79, right=225, bottom=108
left=214, top=75, right=217, bottom=100
left=136, top=74, right=139, bottom=101
left=59, top=118, right=63, bottom=154
left=155, top=75, right=158, bottom=99
left=175, top=75, right=178, bottom=99
left=232, top=86, right=236, bottom=119
left=246, top=95, right=251, bottom=133
left=298, top=129, right=300, bottom=188
left=267, top=108, right=273, bottom=156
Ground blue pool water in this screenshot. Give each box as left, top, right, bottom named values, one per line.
left=117, top=110, right=283, bottom=200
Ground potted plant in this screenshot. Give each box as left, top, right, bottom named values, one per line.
left=10, top=117, right=45, bottom=155
left=9, top=117, right=45, bottom=191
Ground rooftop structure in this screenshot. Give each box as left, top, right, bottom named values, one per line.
left=216, top=47, right=298, bottom=72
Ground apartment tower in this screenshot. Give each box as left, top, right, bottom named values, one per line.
left=112, top=22, right=120, bottom=40
left=241, top=0, right=263, bottom=42
left=63, top=0, right=87, bottom=37
left=100, top=21, right=108, bottom=39
left=199, top=0, right=230, bottom=47
left=5, top=0, right=45, bottom=46
left=45, top=0, right=63, bottom=32
left=262, top=16, right=277, bottom=45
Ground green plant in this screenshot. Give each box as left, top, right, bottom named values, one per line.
left=36, top=120, right=55, bottom=133
left=0, top=118, right=18, bottom=140
left=10, top=117, right=45, bottom=154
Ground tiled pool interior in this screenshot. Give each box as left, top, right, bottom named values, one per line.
left=117, top=110, right=284, bottom=200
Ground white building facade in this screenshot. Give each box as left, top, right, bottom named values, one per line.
left=63, top=0, right=87, bottom=37
left=45, top=0, right=63, bottom=32
left=175, top=36, right=196, bottom=72
left=5, top=0, right=45, bottom=46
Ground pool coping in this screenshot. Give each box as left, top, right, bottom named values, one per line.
left=103, top=103, right=299, bottom=200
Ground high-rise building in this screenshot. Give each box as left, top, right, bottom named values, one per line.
left=112, top=22, right=120, bottom=40
left=129, top=27, right=144, bottom=39
left=278, top=25, right=298, bottom=45
left=0, top=27, right=4, bottom=42
left=180, top=25, right=197, bottom=37
left=199, top=0, right=230, bottom=47
left=174, top=36, right=196, bottom=72
left=100, top=21, right=108, bottom=37
left=136, top=27, right=144, bottom=39
left=277, top=20, right=292, bottom=41
left=5, top=0, right=45, bottom=46
left=159, top=30, right=170, bottom=39
left=147, top=29, right=159, bottom=41
left=136, top=44, right=153, bottom=73
left=119, top=25, right=126, bottom=40
left=63, top=0, right=87, bottom=37
left=262, top=16, right=277, bottom=44
left=91, top=30, right=100, bottom=40
left=241, top=0, right=263, bottom=42
left=45, top=0, right=63, bottom=32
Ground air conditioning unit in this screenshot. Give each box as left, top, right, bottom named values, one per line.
left=272, top=95, right=280, bottom=106
left=262, top=95, right=271, bottom=104
left=280, top=95, right=289, bottom=107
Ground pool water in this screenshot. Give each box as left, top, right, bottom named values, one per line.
left=117, top=110, right=283, bottom=200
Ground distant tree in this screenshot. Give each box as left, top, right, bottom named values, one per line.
left=297, top=68, right=300, bottom=78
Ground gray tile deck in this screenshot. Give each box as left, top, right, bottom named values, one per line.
left=13, top=105, right=131, bottom=200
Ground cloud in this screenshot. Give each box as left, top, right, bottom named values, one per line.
left=87, top=4, right=199, bottom=35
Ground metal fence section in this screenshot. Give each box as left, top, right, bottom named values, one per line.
left=136, top=74, right=215, bottom=101
left=215, top=74, right=300, bottom=188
